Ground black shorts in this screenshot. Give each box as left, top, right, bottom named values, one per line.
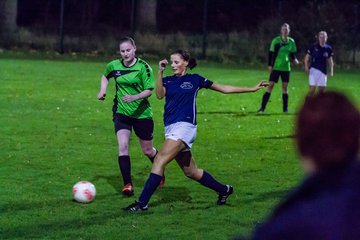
left=113, top=113, right=154, bottom=141
left=269, top=70, right=290, bottom=83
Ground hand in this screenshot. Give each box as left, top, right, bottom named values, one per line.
left=97, top=91, right=106, bottom=100
left=329, top=72, right=334, bottom=78
left=256, top=80, right=269, bottom=90
left=268, top=66, right=273, bottom=73
left=122, top=94, right=138, bottom=103
left=159, top=59, right=168, bottom=72
left=294, top=59, right=300, bottom=65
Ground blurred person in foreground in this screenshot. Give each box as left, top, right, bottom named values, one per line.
left=249, top=91, right=360, bottom=239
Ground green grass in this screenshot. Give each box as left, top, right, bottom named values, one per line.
left=1, top=56, right=360, bottom=239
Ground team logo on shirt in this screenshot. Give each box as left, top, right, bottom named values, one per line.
left=180, top=82, right=193, bottom=89
left=323, top=52, right=329, bottom=58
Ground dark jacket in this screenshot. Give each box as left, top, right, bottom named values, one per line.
left=252, top=160, right=360, bottom=240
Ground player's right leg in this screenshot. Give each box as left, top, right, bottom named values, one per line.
left=114, top=113, right=134, bottom=196
left=259, top=71, right=278, bottom=112
left=123, top=139, right=185, bottom=211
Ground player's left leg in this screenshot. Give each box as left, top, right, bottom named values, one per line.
left=259, top=81, right=276, bottom=113
left=133, top=118, right=157, bottom=159
left=282, top=82, right=289, bottom=112
left=318, top=86, right=326, bottom=94
left=175, top=151, right=233, bottom=205
left=308, top=86, right=316, bottom=96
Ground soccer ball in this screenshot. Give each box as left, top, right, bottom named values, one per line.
left=72, top=181, right=96, bottom=203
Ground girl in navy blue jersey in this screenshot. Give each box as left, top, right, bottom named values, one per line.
left=304, top=31, right=334, bottom=96
left=124, top=49, right=268, bottom=211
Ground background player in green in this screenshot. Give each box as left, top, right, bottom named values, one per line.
left=258, top=23, right=300, bottom=113
left=97, top=37, right=163, bottom=196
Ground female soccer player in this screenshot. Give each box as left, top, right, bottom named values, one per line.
left=258, top=23, right=299, bottom=113
left=124, top=49, right=268, bottom=211
left=97, top=37, right=163, bottom=197
left=304, top=31, right=334, bottom=96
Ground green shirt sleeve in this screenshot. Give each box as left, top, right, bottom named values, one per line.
left=140, top=62, right=155, bottom=90
left=103, top=61, right=114, bottom=79
left=269, top=38, right=276, bottom=52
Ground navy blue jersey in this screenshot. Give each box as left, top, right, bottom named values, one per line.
left=162, top=74, right=213, bottom=126
left=307, top=44, right=333, bottom=75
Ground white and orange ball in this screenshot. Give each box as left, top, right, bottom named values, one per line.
left=72, top=181, right=96, bottom=203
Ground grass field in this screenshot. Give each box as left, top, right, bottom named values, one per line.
left=1, top=56, right=359, bottom=239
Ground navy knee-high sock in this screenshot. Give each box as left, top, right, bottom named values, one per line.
left=118, top=156, right=131, bottom=185
left=197, top=171, right=227, bottom=194
left=138, top=173, right=163, bottom=206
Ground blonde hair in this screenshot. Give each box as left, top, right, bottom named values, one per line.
left=282, top=23, right=290, bottom=30
left=318, top=31, right=328, bottom=38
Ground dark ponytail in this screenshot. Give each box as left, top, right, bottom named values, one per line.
left=172, top=49, right=197, bottom=70
left=187, top=58, right=197, bottom=70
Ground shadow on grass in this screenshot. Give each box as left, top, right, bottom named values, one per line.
left=198, top=111, right=249, bottom=117
left=241, top=189, right=290, bottom=204
left=91, top=174, right=149, bottom=195
left=262, top=135, right=295, bottom=139
left=248, top=111, right=296, bottom=116
left=198, top=111, right=296, bottom=117
left=151, top=186, right=192, bottom=207
left=0, top=205, right=154, bottom=239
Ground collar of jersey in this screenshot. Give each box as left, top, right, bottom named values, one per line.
left=120, top=57, right=138, bottom=68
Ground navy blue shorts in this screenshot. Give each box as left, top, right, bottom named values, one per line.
left=269, top=70, right=290, bottom=83
left=113, top=113, right=154, bottom=141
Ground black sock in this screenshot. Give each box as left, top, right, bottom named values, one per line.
left=282, top=93, right=288, bottom=112
left=118, top=155, right=131, bottom=185
left=197, top=171, right=227, bottom=194
left=261, top=92, right=271, bottom=110
left=148, top=149, right=158, bottom=163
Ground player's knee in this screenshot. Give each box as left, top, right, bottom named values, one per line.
left=183, top=169, right=198, bottom=179
left=142, top=146, right=154, bottom=157
left=118, top=143, right=129, bottom=155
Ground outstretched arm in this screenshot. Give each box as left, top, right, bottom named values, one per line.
left=210, top=80, right=268, bottom=94
left=97, top=75, right=109, bottom=100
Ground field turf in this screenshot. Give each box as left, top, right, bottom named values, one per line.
left=1, top=57, right=359, bottom=239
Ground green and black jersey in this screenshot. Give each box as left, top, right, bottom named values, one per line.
left=103, top=57, right=155, bottom=119
left=268, top=36, right=297, bottom=72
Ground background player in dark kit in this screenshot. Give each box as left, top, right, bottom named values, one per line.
left=304, top=31, right=334, bottom=96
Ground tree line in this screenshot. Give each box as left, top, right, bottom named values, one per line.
left=0, top=0, right=359, bottom=65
